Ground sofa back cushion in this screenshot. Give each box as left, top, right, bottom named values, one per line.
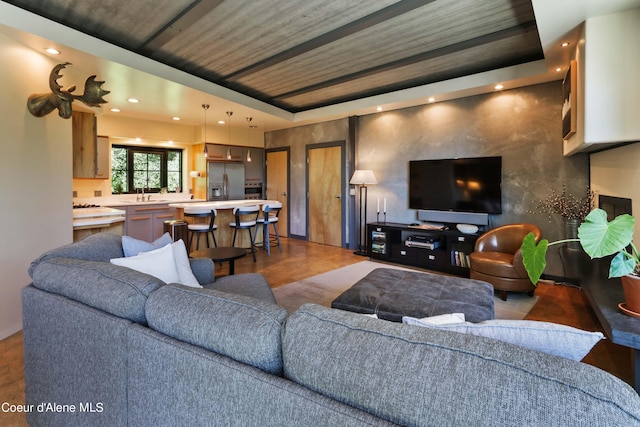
left=29, top=233, right=124, bottom=276
left=29, top=257, right=163, bottom=324
left=145, top=285, right=288, bottom=375
left=282, top=304, right=640, bottom=426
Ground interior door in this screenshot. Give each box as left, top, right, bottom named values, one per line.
left=308, top=145, right=343, bottom=246
left=266, top=150, right=288, bottom=237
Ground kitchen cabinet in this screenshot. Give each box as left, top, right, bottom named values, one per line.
left=123, top=204, right=178, bottom=242
left=95, top=136, right=109, bottom=178
left=244, top=147, right=264, bottom=181
left=205, top=144, right=243, bottom=162
left=72, top=111, right=109, bottom=179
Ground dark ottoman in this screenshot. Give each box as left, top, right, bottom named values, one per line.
left=331, top=268, right=494, bottom=322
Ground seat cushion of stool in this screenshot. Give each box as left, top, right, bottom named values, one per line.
left=331, top=268, right=494, bottom=323
left=257, top=218, right=278, bottom=223
left=230, top=221, right=257, bottom=227
left=188, top=224, right=217, bottom=231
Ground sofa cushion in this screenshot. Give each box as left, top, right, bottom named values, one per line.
left=29, top=257, right=163, bottom=323
left=145, top=285, right=288, bottom=375
left=282, top=304, right=640, bottom=426
left=206, top=273, right=276, bottom=303
left=28, top=233, right=124, bottom=277
left=402, top=317, right=604, bottom=361
left=122, top=232, right=173, bottom=257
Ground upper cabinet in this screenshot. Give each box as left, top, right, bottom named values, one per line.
left=244, top=147, right=264, bottom=182
left=205, top=143, right=243, bottom=162
left=564, top=9, right=640, bottom=155
left=72, top=111, right=109, bottom=179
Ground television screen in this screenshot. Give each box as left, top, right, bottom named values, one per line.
left=409, top=156, right=502, bottom=214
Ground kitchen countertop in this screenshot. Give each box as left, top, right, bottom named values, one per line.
left=74, top=194, right=205, bottom=208
left=169, top=199, right=277, bottom=209
left=72, top=207, right=126, bottom=228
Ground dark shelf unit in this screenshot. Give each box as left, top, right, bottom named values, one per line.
left=366, top=222, right=480, bottom=277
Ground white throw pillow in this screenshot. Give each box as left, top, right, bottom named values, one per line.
left=171, top=240, right=202, bottom=288
left=111, top=243, right=180, bottom=284
left=403, top=313, right=465, bottom=326
left=122, top=233, right=173, bottom=257
left=402, top=317, right=604, bottom=361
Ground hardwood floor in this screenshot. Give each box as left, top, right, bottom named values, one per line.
left=0, top=237, right=634, bottom=426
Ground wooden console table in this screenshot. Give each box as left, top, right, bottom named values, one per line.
left=579, top=256, right=640, bottom=393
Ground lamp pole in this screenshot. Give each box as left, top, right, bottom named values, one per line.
left=350, top=170, right=377, bottom=256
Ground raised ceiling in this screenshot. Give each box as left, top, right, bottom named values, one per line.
left=4, top=0, right=543, bottom=113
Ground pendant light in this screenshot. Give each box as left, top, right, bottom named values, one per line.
left=226, top=111, right=233, bottom=160
left=246, top=116, right=253, bottom=162
left=202, top=103, right=209, bottom=158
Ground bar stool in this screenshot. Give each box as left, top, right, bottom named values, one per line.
left=257, top=202, right=282, bottom=256
left=230, top=205, right=260, bottom=261
left=184, top=207, right=217, bottom=251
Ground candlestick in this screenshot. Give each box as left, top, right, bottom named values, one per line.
left=383, top=198, right=387, bottom=213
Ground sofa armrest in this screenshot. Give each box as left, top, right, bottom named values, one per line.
left=189, top=257, right=215, bottom=285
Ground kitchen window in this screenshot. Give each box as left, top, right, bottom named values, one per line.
left=111, top=145, right=182, bottom=194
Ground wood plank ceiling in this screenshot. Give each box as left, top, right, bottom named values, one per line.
left=6, top=0, right=543, bottom=113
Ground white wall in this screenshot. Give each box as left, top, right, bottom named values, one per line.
left=565, top=8, right=640, bottom=155
left=590, top=142, right=640, bottom=243
left=584, top=9, right=640, bottom=144
left=0, top=33, right=72, bottom=339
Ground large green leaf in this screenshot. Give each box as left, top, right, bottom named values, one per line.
left=521, top=232, right=548, bottom=285
left=578, top=208, right=634, bottom=258
left=609, top=252, right=637, bottom=278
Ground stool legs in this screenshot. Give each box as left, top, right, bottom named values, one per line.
left=232, top=227, right=257, bottom=262
left=188, top=230, right=218, bottom=251
left=262, top=222, right=282, bottom=256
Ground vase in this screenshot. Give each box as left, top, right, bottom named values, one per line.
left=563, top=218, right=580, bottom=250
left=621, top=275, right=640, bottom=316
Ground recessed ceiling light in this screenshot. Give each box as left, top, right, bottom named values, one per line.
left=110, top=108, right=121, bottom=113
left=555, top=67, right=562, bottom=72
left=218, top=120, right=226, bottom=125
left=135, top=137, right=141, bottom=142
left=494, top=84, right=504, bottom=90
left=561, top=42, right=570, bottom=47
left=127, top=98, right=140, bottom=103
left=45, top=48, right=60, bottom=55
left=428, top=97, right=436, bottom=103
left=376, top=106, right=383, bottom=112
left=172, top=116, right=181, bottom=121
left=168, top=140, right=174, bottom=145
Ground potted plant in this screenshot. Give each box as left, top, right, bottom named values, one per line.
left=521, top=208, right=640, bottom=315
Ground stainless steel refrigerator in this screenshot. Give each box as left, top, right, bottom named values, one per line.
left=207, top=162, right=245, bottom=201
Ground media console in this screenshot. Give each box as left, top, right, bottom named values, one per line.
left=366, top=222, right=481, bottom=277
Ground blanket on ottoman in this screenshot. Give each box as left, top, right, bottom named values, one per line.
left=331, top=268, right=494, bottom=322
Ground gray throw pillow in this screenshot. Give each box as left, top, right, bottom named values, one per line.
left=122, top=233, right=173, bottom=257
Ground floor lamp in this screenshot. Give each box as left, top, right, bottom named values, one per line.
left=350, top=170, right=378, bottom=256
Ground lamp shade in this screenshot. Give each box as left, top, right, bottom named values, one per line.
left=350, top=169, right=378, bottom=185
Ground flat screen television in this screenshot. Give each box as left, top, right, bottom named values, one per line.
left=409, top=156, right=502, bottom=214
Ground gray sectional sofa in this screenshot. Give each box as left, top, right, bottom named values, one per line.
left=22, top=233, right=640, bottom=426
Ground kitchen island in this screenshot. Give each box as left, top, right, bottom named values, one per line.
left=170, top=199, right=278, bottom=250
left=73, top=207, right=126, bottom=242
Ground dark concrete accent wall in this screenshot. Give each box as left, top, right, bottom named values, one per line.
left=265, top=119, right=351, bottom=239
left=266, top=81, right=589, bottom=277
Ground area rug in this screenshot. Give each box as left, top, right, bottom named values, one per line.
left=273, top=260, right=539, bottom=320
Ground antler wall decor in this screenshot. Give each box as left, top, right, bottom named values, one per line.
left=27, top=62, right=110, bottom=119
